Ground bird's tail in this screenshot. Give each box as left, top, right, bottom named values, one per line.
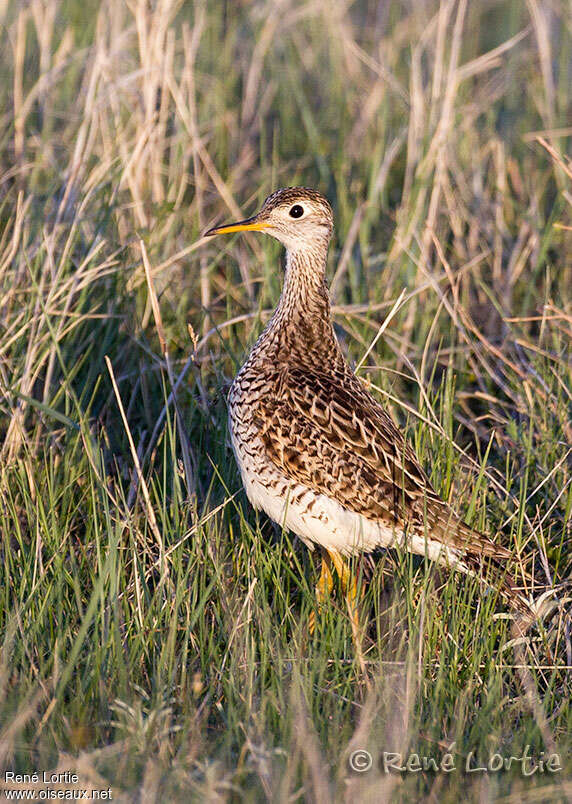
left=430, top=513, right=557, bottom=625
left=459, top=549, right=566, bottom=633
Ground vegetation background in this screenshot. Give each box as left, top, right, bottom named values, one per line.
left=0, top=0, right=571, bottom=800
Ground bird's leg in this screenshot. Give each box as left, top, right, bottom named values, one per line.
left=308, top=549, right=334, bottom=635
left=316, top=549, right=335, bottom=602
left=326, top=549, right=366, bottom=671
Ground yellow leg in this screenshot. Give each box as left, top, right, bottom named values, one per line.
left=308, top=550, right=334, bottom=635
left=326, top=549, right=366, bottom=672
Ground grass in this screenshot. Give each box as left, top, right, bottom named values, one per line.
left=0, top=0, right=571, bottom=800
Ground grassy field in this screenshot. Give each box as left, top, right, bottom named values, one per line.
left=1, top=0, right=571, bottom=800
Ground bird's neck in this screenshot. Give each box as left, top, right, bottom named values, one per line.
left=263, top=248, right=339, bottom=362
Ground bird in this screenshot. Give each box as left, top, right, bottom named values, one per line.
left=204, top=186, right=533, bottom=642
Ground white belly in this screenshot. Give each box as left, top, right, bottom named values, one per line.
left=230, top=420, right=463, bottom=567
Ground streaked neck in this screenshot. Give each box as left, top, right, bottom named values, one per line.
left=266, top=247, right=338, bottom=360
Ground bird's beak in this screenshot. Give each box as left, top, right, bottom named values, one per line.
left=204, top=215, right=270, bottom=237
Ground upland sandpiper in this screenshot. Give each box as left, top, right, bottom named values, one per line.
left=205, top=187, right=531, bottom=638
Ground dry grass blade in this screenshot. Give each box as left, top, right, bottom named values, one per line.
left=140, top=239, right=196, bottom=494
left=105, top=355, right=165, bottom=572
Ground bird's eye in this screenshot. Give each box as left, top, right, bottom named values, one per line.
left=289, top=204, right=304, bottom=219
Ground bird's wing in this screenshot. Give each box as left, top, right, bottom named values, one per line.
left=258, top=364, right=511, bottom=560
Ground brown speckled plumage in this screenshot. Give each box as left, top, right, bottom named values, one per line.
left=205, top=187, right=532, bottom=619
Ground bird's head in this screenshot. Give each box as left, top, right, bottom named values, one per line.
left=204, top=187, right=334, bottom=253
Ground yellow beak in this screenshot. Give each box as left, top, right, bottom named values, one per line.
left=204, top=216, right=270, bottom=237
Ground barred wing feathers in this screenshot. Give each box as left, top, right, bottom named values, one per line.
left=258, top=365, right=512, bottom=562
